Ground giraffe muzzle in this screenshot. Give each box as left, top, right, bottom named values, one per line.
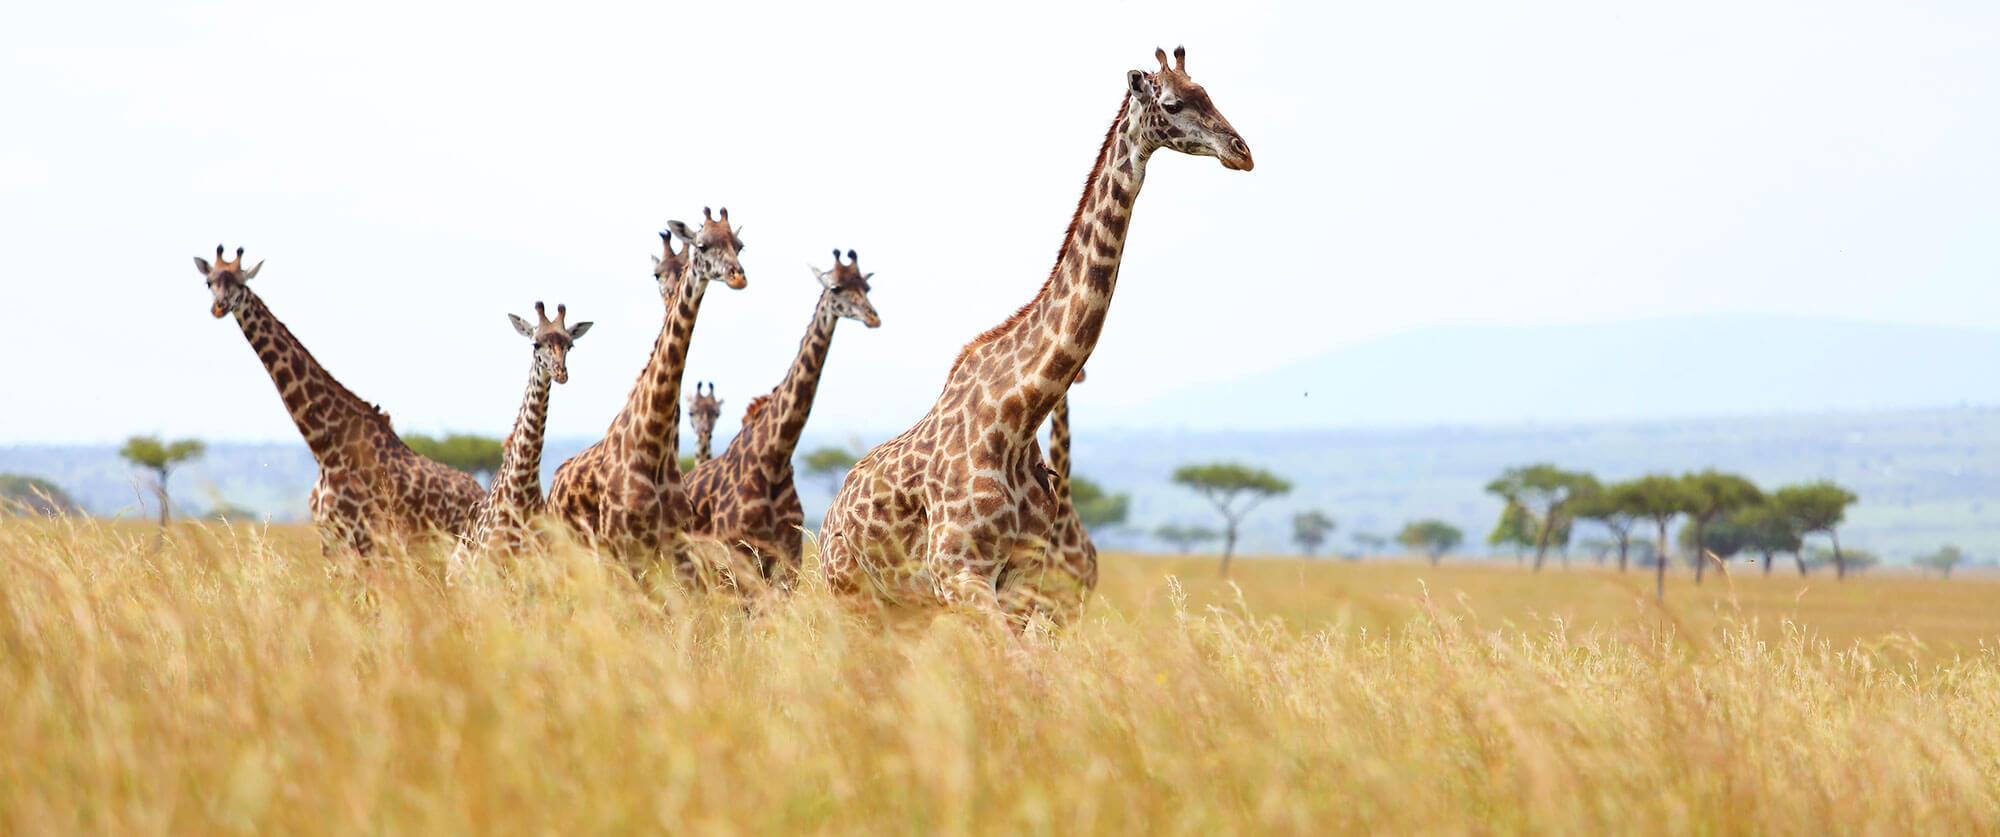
left=1220, top=136, right=1255, bottom=171
left=211, top=301, right=231, bottom=319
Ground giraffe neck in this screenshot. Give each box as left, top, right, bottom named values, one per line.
left=1050, top=394, right=1073, bottom=485
left=952, top=94, right=1148, bottom=442
left=607, top=264, right=710, bottom=484
left=742, top=289, right=840, bottom=471
left=693, top=425, right=714, bottom=466
left=229, top=290, right=389, bottom=465
left=489, top=357, right=553, bottom=513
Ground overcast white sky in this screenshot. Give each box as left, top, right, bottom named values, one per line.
left=5, top=1, right=1996, bottom=444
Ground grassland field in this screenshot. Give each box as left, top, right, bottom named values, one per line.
left=3, top=518, right=1997, bottom=833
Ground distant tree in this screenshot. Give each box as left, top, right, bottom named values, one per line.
left=1917, top=545, right=1964, bottom=579
left=1484, top=464, right=1600, bottom=572
left=205, top=502, right=260, bottom=522
left=1350, top=532, right=1388, bottom=557
left=119, top=436, right=206, bottom=526
left=1679, top=470, right=1762, bottom=584
left=1398, top=519, right=1464, bottom=566
left=1171, top=462, right=1292, bottom=575
left=1574, top=485, right=1643, bottom=572
left=1811, top=546, right=1877, bottom=575
left=1071, top=477, right=1130, bottom=531
left=1579, top=537, right=1616, bottom=566
left=1619, top=474, right=1697, bottom=602
left=1153, top=523, right=1219, bottom=555
left=1291, top=510, right=1335, bottom=557
left=1678, top=514, right=1749, bottom=568
left=680, top=455, right=698, bottom=473
left=1734, top=502, right=1805, bottom=576
left=0, top=473, right=81, bottom=516
left=403, top=433, right=505, bottom=483
left=1773, top=481, right=1859, bottom=580
left=801, top=446, right=860, bottom=495
left=1487, top=501, right=1536, bottom=562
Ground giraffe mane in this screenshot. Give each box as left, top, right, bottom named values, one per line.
left=947, top=93, right=1131, bottom=378
left=740, top=393, right=776, bottom=426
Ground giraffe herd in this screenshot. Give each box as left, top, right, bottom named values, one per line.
left=197, top=47, right=1251, bottom=630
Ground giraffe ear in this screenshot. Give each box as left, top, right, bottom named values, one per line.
left=812, top=265, right=836, bottom=289
left=509, top=314, right=535, bottom=338
left=193, top=256, right=213, bottom=277
left=242, top=260, right=263, bottom=280
left=1127, top=70, right=1155, bottom=103
left=665, top=220, right=697, bottom=244
left=567, top=321, right=593, bottom=341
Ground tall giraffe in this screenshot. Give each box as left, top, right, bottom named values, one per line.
left=452, top=302, right=592, bottom=568
left=546, top=209, right=748, bottom=572
left=818, top=47, right=1252, bottom=628
left=687, top=382, right=722, bottom=466
left=686, top=249, right=881, bottom=578
left=196, top=245, right=485, bottom=555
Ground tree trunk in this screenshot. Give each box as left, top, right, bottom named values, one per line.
left=1219, top=518, right=1239, bottom=577
left=1617, top=533, right=1630, bottom=573
left=1531, top=514, right=1550, bottom=573
left=1794, top=551, right=1808, bottom=576
left=152, top=469, right=171, bottom=527
left=1831, top=529, right=1845, bottom=580
left=1654, top=519, right=1669, bottom=603
left=1429, top=549, right=1441, bottom=567
left=1692, top=518, right=1707, bottom=584
left=1762, top=549, right=1774, bottom=576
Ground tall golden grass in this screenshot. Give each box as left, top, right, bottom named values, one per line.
left=3, top=517, right=1996, bottom=833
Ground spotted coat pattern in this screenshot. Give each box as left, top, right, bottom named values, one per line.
left=197, top=246, right=484, bottom=556
left=815, top=49, right=1253, bottom=629
left=452, top=303, right=590, bottom=566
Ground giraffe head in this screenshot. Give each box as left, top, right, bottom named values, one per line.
left=663, top=206, right=748, bottom=291
left=687, top=381, right=723, bottom=437
left=649, top=232, right=691, bottom=300
left=1126, top=46, right=1254, bottom=171
left=193, top=244, right=265, bottom=319
left=810, top=249, right=881, bottom=329
left=507, top=301, right=593, bottom=384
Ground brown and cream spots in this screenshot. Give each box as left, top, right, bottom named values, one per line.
left=196, top=244, right=485, bottom=557
left=688, top=382, right=723, bottom=466
left=817, top=47, right=1252, bottom=631
left=453, top=302, right=593, bottom=570
left=686, top=248, right=882, bottom=578
left=546, top=209, right=750, bottom=575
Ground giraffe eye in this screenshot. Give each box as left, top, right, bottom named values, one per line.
left=1162, top=99, right=1183, bottom=115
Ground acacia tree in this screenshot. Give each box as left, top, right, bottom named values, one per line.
left=1917, top=545, right=1964, bottom=579
left=1485, top=464, right=1600, bottom=572
left=1398, top=519, right=1463, bottom=566
left=1773, top=481, right=1859, bottom=580
left=1573, top=486, right=1642, bottom=572
left=1734, top=502, right=1804, bottom=576
left=1171, top=462, right=1292, bottom=575
left=0, top=473, right=81, bottom=517
left=1619, top=474, right=1695, bottom=602
left=119, top=435, right=206, bottom=526
left=1350, top=532, right=1388, bottom=557
left=1291, top=510, right=1335, bottom=557
left=1680, top=470, right=1762, bottom=584
left=1071, top=477, right=1131, bottom=531
left=800, top=446, right=860, bottom=496
left=1153, top=523, right=1219, bottom=555
left=403, top=433, right=504, bottom=484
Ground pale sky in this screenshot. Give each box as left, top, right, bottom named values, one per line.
left=5, top=1, right=1996, bottom=444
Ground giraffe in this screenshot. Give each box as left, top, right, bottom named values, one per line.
left=451, top=302, right=592, bottom=568
left=817, top=47, right=1252, bottom=629
left=546, top=209, right=748, bottom=573
left=196, top=245, right=486, bottom=556
left=687, top=382, right=722, bottom=466
left=1008, top=368, right=1099, bottom=621
left=686, top=249, right=881, bottom=578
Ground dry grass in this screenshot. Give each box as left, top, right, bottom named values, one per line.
left=3, top=518, right=1997, bottom=834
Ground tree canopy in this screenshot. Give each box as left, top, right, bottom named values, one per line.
left=1153, top=523, right=1219, bottom=554
left=1070, top=477, right=1130, bottom=531
left=403, top=433, right=504, bottom=480
left=1484, top=464, right=1599, bottom=571
left=1917, top=545, right=1964, bottom=579
left=120, top=435, right=206, bottom=525
left=801, top=446, right=860, bottom=494
left=1772, top=481, right=1859, bottom=579
left=1679, top=469, right=1763, bottom=582
left=1487, top=501, right=1536, bottom=558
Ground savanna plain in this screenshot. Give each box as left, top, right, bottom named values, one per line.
left=4, top=518, right=1997, bottom=834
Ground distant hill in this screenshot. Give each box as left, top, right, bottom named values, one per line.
left=1113, top=316, right=2000, bottom=429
